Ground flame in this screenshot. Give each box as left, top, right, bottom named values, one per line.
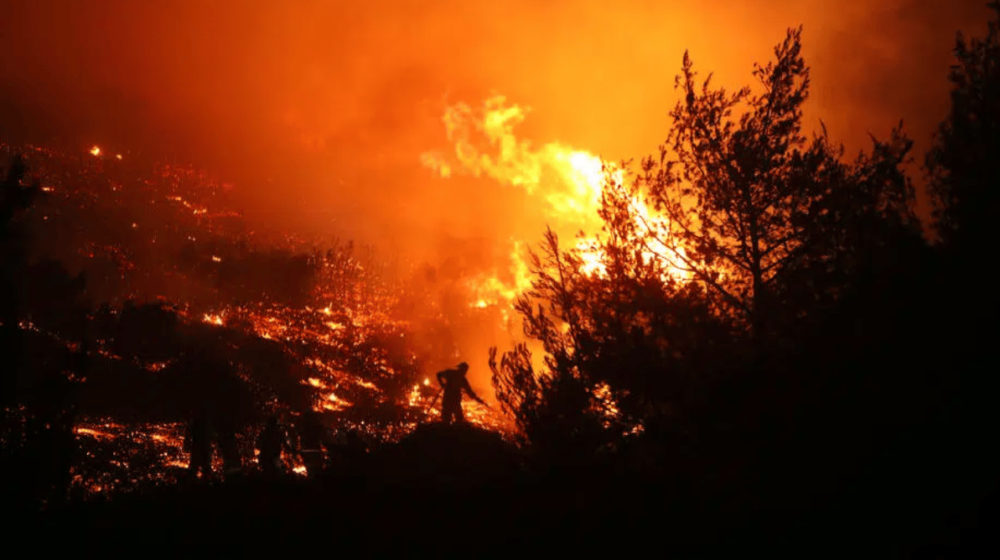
left=423, top=94, right=689, bottom=309
left=407, top=384, right=422, bottom=407
left=202, top=313, right=224, bottom=326
left=7, top=139, right=520, bottom=496
left=89, top=145, right=101, bottom=157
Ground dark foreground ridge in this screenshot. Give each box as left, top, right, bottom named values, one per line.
left=20, top=422, right=1000, bottom=556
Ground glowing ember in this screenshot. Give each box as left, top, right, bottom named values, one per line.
left=202, top=313, right=224, bottom=326
left=89, top=145, right=101, bottom=156
left=4, top=138, right=516, bottom=496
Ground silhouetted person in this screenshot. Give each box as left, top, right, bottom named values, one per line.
left=29, top=401, right=77, bottom=507
left=258, top=416, right=289, bottom=476
left=30, top=354, right=81, bottom=507
left=184, top=413, right=214, bottom=481
left=47, top=405, right=77, bottom=506
left=436, top=362, right=485, bottom=424
left=298, top=411, right=333, bottom=479
left=216, top=420, right=243, bottom=479
left=334, top=427, right=369, bottom=476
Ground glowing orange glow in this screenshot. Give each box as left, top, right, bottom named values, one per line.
left=424, top=94, right=690, bottom=307
left=4, top=2, right=978, bottom=494
left=202, top=313, right=224, bottom=326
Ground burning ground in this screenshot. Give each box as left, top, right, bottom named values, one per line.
left=2, top=86, right=675, bottom=495
left=1, top=141, right=519, bottom=496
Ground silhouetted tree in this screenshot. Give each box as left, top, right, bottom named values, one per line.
left=605, top=26, right=918, bottom=342
left=491, top=343, right=611, bottom=461
left=1, top=154, right=93, bottom=509
left=21, top=336, right=89, bottom=507
left=492, top=26, right=927, bottom=466
left=926, top=2, right=1000, bottom=253
left=113, top=302, right=181, bottom=362
left=1, top=155, right=40, bottom=408
left=22, top=259, right=90, bottom=336
left=490, top=223, right=738, bottom=454
left=490, top=230, right=637, bottom=455
left=234, top=333, right=313, bottom=414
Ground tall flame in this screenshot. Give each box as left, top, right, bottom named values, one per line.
left=421, top=94, right=687, bottom=310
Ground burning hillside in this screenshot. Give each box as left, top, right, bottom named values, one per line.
left=4, top=90, right=691, bottom=497
left=2, top=141, right=513, bottom=495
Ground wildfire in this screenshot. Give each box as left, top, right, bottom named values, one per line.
left=422, top=94, right=690, bottom=307
left=3, top=137, right=517, bottom=497
left=202, top=313, right=224, bottom=326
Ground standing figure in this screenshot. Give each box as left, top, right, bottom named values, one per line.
left=435, top=362, right=485, bottom=424
left=184, top=413, right=214, bottom=481
left=215, top=418, right=244, bottom=479
left=298, top=411, right=334, bottom=479
left=258, top=416, right=289, bottom=477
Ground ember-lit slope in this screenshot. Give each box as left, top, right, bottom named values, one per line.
left=5, top=92, right=682, bottom=497
left=3, top=142, right=507, bottom=495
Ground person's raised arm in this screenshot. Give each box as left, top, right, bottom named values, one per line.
left=463, top=378, right=485, bottom=405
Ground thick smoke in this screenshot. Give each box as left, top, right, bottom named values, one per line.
left=0, top=0, right=991, bottom=386
left=1, top=0, right=989, bottom=225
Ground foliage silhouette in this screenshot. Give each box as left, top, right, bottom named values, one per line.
left=1, top=153, right=92, bottom=510
left=492, top=27, right=922, bottom=454
left=927, top=2, right=1000, bottom=253
left=490, top=230, right=621, bottom=457
left=1, top=155, right=41, bottom=408
left=601, top=26, right=918, bottom=342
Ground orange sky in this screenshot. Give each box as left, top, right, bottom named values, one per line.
left=0, top=0, right=989, bottom=255
left=0, top=0, right=991, bottom=391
